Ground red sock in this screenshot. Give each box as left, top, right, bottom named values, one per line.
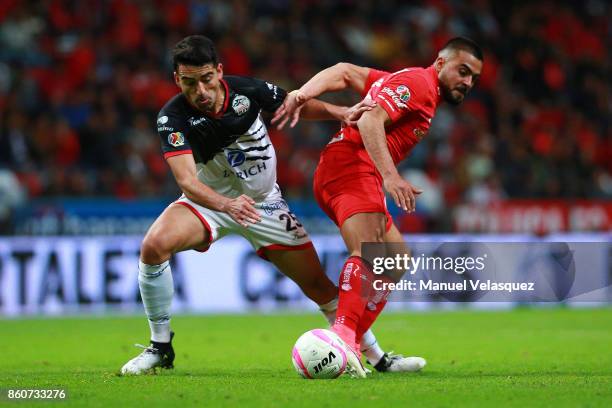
left=355, top=274, right=393, bottom=342
left=332, top=256, right=374, bottom=350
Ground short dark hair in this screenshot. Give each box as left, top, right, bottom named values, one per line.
left=172, top=35, right=218, bottom=70
left=440, top=37, right=484, bottom=61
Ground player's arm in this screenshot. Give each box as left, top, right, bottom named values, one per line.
left=166, top=154, right=261, bottom=227
left=357, top=106, right=422, bottom=212
left=292, top=97, right=376, bottom=128
left=299, top=62, right=371, bottom=98
left=271, top=63, right=371, bottom=128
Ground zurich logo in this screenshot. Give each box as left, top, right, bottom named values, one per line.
left=226, top=149, right=246, bottom=167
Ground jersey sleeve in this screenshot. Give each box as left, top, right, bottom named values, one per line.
left=360, top=68, right=389, bottom=98
left=253, top=78, right=288, bottom=112
left=157, top=112, right=192, bottom=159
left=374, top=71, right=431, bottom=123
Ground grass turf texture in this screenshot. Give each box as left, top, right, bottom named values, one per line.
left=2, top=308, right=611, bottom=407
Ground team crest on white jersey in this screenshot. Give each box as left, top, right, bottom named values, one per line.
left=232, top=95, right=250, bottom=115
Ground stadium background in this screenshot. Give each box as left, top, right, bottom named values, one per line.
left=1, top=0, right=609, bottom=233
left=0, top=0, right=610, bottom=315
left=0, top=2, right=610, bottom=406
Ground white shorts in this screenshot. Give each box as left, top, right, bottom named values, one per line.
left=173, top=195, right=313, bottom=259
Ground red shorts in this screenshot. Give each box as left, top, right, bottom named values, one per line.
left=313, top=141, right=392, bottom=231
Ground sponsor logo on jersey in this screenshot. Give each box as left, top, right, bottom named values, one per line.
left=380, top=87, right=408, bottom=109
left=232, top=95, right=250, bottom=116
left=158, top=126, right=174, bottom=132
left=188, top=116, right=207, bottom=126
left=226, top=149, right=246, bottom=167
left=396, top=85, right=411, bottom=102
left=157, top=116, right=168, bottom=125
left=261, top=200, right=289, bottom=215
left=341, top=262, right=359, bottom=291
left=265, top=82, right=279, bottom=99
left=222, top=161, right=269, bottom=180
left=168, top=132, right=185, bottom=147
left=235, top=162, right=268, bottom=180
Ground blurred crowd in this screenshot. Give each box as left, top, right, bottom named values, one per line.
left=0, top=0, right=610, bottom=226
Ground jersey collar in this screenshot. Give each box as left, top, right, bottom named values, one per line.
left=213, top=79, right=230, bottom=118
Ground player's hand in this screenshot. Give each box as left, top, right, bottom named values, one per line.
left=271, top=90, right=307, bottom=130
left=341, top=99, right=377, bottom=128
left=383, top=175, right=423, bottom=212
left=222, top=195, right=262, bottom=227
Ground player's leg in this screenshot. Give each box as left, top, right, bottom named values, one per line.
left=356, top=223, right=426, bottom=372
left=121, top=203, right=210, bottom=375
left=262, top=246, right=357, bottom=368
left=262, top=245, right=338, bottom=306
left=263, top=245, right=337, bottom=326
left=355, top=223, right=405, bottom=342
left=331, top=212, right=386, bottom=350
left=139, top=203, right=209, bottom=341
left=247, top=198, right=374, bottom=377
left=262, top=243, right=380, bottom=336
left=316, top=212, right=385, bottom=377
left=340, top=212, right=387, bottom=257
left=263, top=243, right=391, bottom=376
left=312, top=146, right=411, bottom=375
left=256, top=209, right=386, bottom=346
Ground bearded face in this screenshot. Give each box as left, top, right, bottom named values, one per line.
left=436, top=50, right=482, bottom=105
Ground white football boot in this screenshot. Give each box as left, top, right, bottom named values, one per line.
left=120, top=332, right=175, bottom=375
left=370, top=352, right=426, bottom=373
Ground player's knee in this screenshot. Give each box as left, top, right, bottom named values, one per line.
left=348, top=227, right=384, bottom=258
left=140, top=232, right=173, bottom=265
left=361, top=225, right=386, bottom=245
left=357, top=225, right=385, bottom=246
left=373, top=226, right=385, bottom=243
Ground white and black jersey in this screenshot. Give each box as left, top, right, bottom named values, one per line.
left=157, top=76, right=287, bottom=201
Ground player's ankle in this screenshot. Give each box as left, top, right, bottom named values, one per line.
left=331, top=323, right=357, bottom=350
left=150, top=331, right=174, bottom=352
left=151, top=339, right=171, bottom=352
left=362, top=343, right=385, bottom=366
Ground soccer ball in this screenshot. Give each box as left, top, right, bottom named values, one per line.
left=291, top=329, right=348, bottom=379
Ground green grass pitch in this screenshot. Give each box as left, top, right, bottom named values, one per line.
left=2, top=308, right=611, bottom=407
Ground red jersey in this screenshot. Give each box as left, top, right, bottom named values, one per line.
left=335, top=66, right=441, bottom=165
